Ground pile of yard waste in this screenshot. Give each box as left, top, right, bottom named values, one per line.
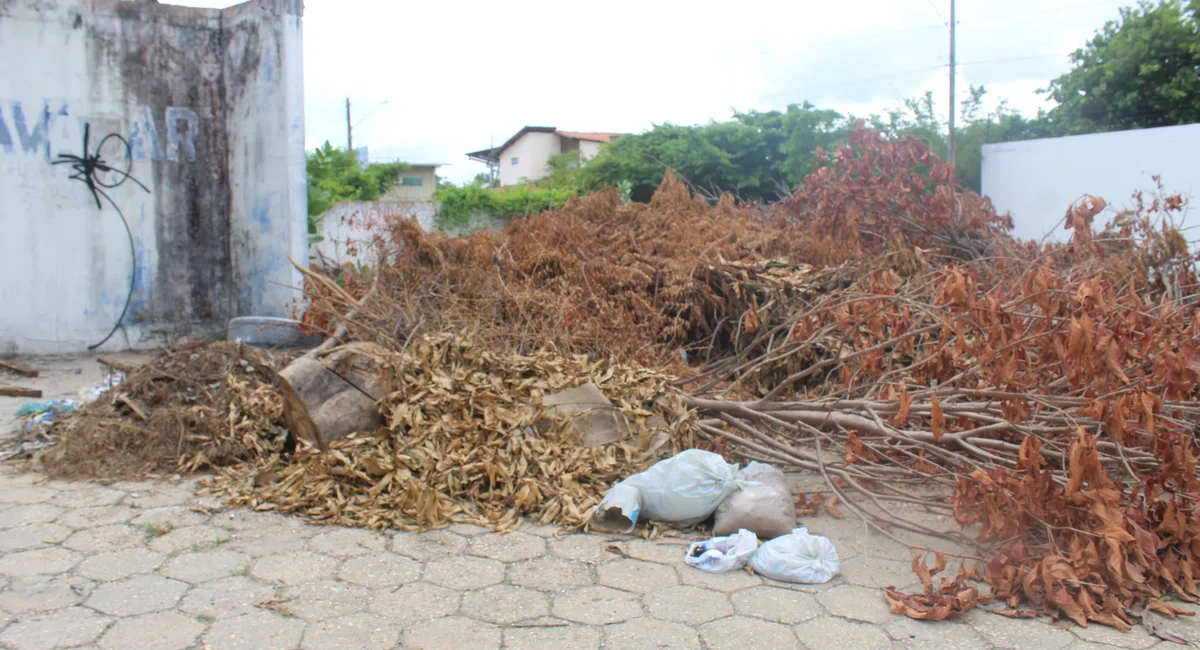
left=17, top=125, right=1200, bottom=633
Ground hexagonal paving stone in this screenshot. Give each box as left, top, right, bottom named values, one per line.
left=226, top=525, right=312, bottom=557
left=147, top=525, right=228, bottom=554
left=309, top=527, right=387, bottom=557
left=701, top=616, right=800, bottom=650
left=58, top=505, right=138, bottom=528
left=50, top=487, right=126, bottom=508
left=86, top=574, right=188, bottom=616
left=1069, top=622, right=1158, bottom=649
left=0, top=574, right=91, bottom=613
left=962, top=608, right=1074, bottom=650
left=162, top=549, right=251, bottom=583
left=76, top=548, right=166, bottom=581
left=403, top=615, right=501, bottom=650
left=0, top=504, right=63, bottom=528
left=508, top=557, right=593, bottom=591
left=301, top=612, right=400, bottom=650
left=370, top=582, right=461, bottom=623
left=605, top=618, right=700, bottom=650
left=795, top=615, right=894, bottom=649
left=462, top=584, right=551, bottom=624
left=122, top=486, right=193, bottom=509
left=597, top=559, right=679, bottom=594
left=338, top=552, right=421, bottom=588
left=0, top=487, right=57, bottom=505
left=62, top=524, right=146, bottom=552
left=449, top=523, right=492, bottom=537
left=884, top=616, right=988, bottom=649
left=390, top=529, right=467, bottom=561
left=423, top=556, right=505, bottom=590
left=252, top=550, right=337, bottom=585
left=129, top=506, right=209, bottom=530
left=621, top=539, right=692, bottom=564
left=468, top=532, right=547, bottom=562
left=837, top=556, right=923, bottom=590
left=731, top=585, right=824, bottom=625
left=815, top=584, right=894, bottom=624
left=679, top=565, right=763, bottom=592
left=0, top=607, right=112, bottom=650
left=98, top=610, right=203, bottom=650
left=281, top=579, right=370, bottom=620
left=644, top=585, right=734, bottom=625
left=552, top=586, right=643, bottom=626
left=503, top=622, right=600, bottom=650
left=178, top=576, right=277, bottom=618
left=546, top=534, right=610, bottom=563
left=0, top=547, right=81, bottom=576
left=203, top=611, right=305, bottom=650
left=0, top=522, right=72, bottom=552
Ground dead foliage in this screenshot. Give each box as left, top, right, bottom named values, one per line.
left=38, top=342, right=288, bottom=480
left=205, top=333, right=693, bottom=531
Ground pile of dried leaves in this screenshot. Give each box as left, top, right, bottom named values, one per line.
left=36, top=342, right=289, bottom=480
left=205, top=333, right=693, bottom=531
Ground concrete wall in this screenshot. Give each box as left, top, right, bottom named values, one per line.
left=0, top=0, right=306, bottom=355
left=381, top=165, right=438, bottom=201
left=499, top=131, right=561, bottom=186
left=312, top=201, right=503, bottom=269
left=982, top=124, right=1200, bottom=242
left=579, top=139, right=603, bottom=160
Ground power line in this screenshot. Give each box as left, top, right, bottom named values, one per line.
left=921, top=0, right=948, bottom=25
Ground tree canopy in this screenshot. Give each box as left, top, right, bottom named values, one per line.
left=1043, top=0, right=1200, bottom=134
left=306, top=142, right=410, bottom=218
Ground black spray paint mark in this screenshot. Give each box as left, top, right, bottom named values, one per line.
left=52, top=123, right=150, bottom=350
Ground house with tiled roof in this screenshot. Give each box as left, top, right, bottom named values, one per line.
left=467, top=126, right=624, bottom=187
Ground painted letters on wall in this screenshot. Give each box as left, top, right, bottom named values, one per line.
left=0, top=100, right=199, bottom=163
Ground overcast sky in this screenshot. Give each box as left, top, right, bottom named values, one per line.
left=179, top=0, right=1131, bottom=183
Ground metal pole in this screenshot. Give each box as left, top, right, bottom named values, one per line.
left=947, top=0, right=956, bottom=168
left=346, top=98, right=352, bottom=151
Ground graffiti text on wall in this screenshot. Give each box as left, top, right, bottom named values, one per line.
left=0, top=100, right=199, bottom=162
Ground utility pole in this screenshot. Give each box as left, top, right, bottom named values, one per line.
left=345, top=98, right=352, bottom=151
left=947, top=0, right=957, bottom=168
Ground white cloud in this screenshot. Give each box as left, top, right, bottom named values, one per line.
left=171, top=0, right=1129, bottom=183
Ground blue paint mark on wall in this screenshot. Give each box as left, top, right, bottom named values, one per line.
left=10, top=101, right=50, bottom=158
left=252, top=198, right=273, bottom=233
left=0, top=108, right=12, bottom=153
left=0, top=101, right=198, bottom=163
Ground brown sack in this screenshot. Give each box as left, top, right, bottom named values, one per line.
left=713, top=462, right=796, bottom=540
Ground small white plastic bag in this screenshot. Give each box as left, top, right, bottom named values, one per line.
left=684, top=529, right=759, bottom=573
left=747, top=526, right=840, bottom=584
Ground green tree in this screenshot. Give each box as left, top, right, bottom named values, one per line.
left=580, top=103, right=849, bottom=202
left=1042, top=0, right=1200, bottom=134
left=306, top=142, right=410, bottom=218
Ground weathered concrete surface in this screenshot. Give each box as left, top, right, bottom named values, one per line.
left=0, top=0, right=305, bottom=355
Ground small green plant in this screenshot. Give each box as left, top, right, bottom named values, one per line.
left=232, top=565, right=250, bottom=577
left=196, top=614, right=215, bottom=623
left=144, top=522, right=174, bottom=538
left=215, top=537, right=232, bottom=546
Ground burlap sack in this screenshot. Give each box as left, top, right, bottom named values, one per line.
left=713, top=462, right=795, bottom=539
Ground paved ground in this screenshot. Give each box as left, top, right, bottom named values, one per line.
left=1, top=356, right=1197, bottom=649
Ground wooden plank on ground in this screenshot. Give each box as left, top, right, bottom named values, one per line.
left=0, top=359, right=38, bottom=378
left=0, top=386, right=42, bottom=398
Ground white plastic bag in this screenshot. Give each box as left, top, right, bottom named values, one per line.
left=748, top=527, right=840, bottom=584
left=685, top=529, right=759, bottom=572
left=591, top=450, right=740, bottom=531
left=624, top=449, right=740, bottom=526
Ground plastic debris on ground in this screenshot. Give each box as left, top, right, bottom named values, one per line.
left=747, top=526, right=840, bottom=584
left=591, top=449, right=740, bottom=532
left=685, top=529, right=759, bottom=572
left=713, top=461, right=796, bottom=539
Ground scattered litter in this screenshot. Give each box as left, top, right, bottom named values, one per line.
left=684, top=529, right=759, bottom=572
left=592, top=449, right=739, bottom=532
left=14, top=400, right=77, bottom=418
left=713, top=461, right=795, bottom=539
left=747, top=527, right=840, bottom=584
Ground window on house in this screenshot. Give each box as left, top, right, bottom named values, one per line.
left=400, top=177, right=422, bottom=187
left=511, top=157, right=519, bottom=165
